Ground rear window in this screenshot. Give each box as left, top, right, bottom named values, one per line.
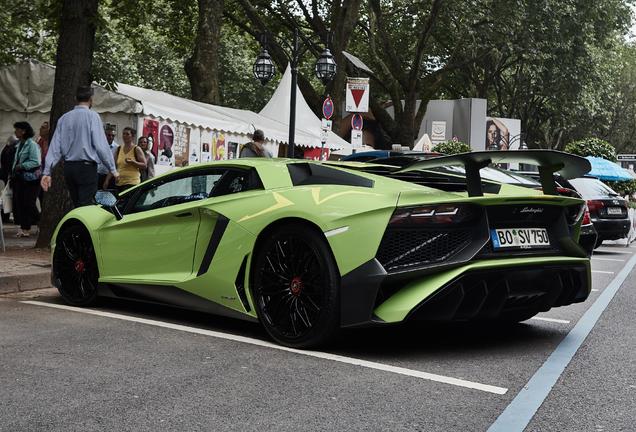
left=569, top=178, right=618, bottom=199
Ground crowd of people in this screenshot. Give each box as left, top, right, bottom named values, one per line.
left=0, top=85, right=276, bottom=240
left=0, top=85, right=159, bottom=237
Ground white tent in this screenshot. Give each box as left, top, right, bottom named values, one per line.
left=259, top=65, right=352, bottom=152
left=0, top=60, right=350, bottom=168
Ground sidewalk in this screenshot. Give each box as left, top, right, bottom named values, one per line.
left=0, top=222, right=52, bottom=294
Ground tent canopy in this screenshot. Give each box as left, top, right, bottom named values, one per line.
left=259, top=65, right=352, bottom=151
left=0, top=60, right=351, bottom=150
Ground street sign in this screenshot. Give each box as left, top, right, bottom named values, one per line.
left=618, top=154, right=636, bottom=161
left=322, top=96, right=334, bottom=120
left=346, top=77, right=369, bottom=112
left=351, top=114, right=364, bottom=131
left=321, top=118, right=332, bottom=130
left=351, top=130, right=363, bottom=147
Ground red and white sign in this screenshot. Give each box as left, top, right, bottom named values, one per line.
left=346, top=78, right=369, bottom=112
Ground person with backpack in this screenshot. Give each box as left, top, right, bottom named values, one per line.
left=239, top=130, right=273, bottom=158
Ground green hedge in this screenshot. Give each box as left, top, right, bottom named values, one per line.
left=432, top=140, right=471, bottom=155
left=564, top=138, right=617, bottom=162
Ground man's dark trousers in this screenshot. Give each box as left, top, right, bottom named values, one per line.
left=63, top=161, right=98, bottom=207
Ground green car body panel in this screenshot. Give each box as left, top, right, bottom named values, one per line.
left=51, top=155, right=592, bottom=332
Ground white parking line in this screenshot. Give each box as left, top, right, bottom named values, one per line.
left=591, top=289, right=600, bottom=292
left=530, top=317, right=570, bottom=324
left=20, top=300, right=508, bottom=395
left=592, top=270, right=615, bottom=274
left=592, top=257, right=626, bottom=262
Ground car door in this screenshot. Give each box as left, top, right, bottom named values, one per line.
left=97, top=169, right=224, bottom=283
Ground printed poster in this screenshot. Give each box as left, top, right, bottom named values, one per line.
left=201, top=131, right=212, bottom=162
left=227, top=142, right=239, bottom=159
left=142, top=118, right=159, bottom=159
left=214, top=132, right=226, bottom=160
left=173, top=124, right=190, bottom=168
left=189, top=128, right=201, bottom=164
left=158, top=122, right=175, bottom=167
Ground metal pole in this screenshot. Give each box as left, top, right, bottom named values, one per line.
left=288, top=29, right=298, bottom=158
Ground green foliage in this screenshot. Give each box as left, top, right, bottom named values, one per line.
left=605, top=179, right=636, bottom=197
left=432, top=140, right=471, bottom=155
left=0, top=0, right=57, bottom=66
left=565, top=138, right=617, bottom=162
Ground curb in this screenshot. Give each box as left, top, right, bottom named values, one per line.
left=0, top=271, right=52, bottom=295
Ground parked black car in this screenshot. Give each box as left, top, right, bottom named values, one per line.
left=568, top=177, right=630, bottom=247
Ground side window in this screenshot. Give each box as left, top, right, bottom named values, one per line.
left=210, top=169, right=262, bottom=197
left=129, top=171, right=223, bottom=213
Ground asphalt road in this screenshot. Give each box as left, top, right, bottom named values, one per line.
left=1, top=243, right=635, bottom=432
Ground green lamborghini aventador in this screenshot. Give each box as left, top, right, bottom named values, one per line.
left=51, top=150, right=592, bottom=348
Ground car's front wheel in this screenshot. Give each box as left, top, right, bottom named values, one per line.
left=251, top=224, right=340, bottom=348
left=53, top=225, right=99, bottom=306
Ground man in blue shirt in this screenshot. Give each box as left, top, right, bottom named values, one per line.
left=41, top=86, right=119, bottom=207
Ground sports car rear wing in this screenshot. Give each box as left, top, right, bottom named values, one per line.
left=396, top=150, right=591, bottom=197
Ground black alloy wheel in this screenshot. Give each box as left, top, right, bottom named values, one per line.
left=252, top=224, right=340, bottom=348
left=53, top=225, right=99, bottom=306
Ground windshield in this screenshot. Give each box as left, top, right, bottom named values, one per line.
left=569, top=177, right=619, bottom=199
left=428, top=166, right=540, bottom=187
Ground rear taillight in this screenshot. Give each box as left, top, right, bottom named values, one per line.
left=587, top=200, right=604, bottom=213
left=389, top=204, right=478, bottom=225
left=566, top=203, right=586, bottom=225
left=556, top=187, right=580, bottom=198
left=582, top=206, right=591, bottom=225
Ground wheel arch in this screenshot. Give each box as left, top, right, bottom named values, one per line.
left=252, top=217, right=336, bottom=269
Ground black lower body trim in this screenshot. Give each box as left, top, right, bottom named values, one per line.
left=406, top=264, right=590, bottom=322
left=339, top=259, right=387, bottom=328
left=98, top=282, right=256, bottom=322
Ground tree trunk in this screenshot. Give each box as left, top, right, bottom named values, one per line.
left=186, top=0, right=223, bottom=104
left=35, top=0, right=99, bottom=249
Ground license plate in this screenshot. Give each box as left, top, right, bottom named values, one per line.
left=491, top=228, right=550, bottom=250
left=607, top=207, right=623, bottom=215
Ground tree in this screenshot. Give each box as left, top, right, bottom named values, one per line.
left=227, top=0, right=363, bottom=132
left=36, top=0, right=99, bottom=248
left=185, top=0, right=224, bottom=103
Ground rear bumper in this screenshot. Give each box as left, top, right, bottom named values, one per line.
left=340, top=256, right=590, bottom=326
left=592, top=218, right=630, bottom=240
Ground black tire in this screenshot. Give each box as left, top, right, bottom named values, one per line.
left=251, top=224, right=340, bottom=348
left=53, top=225, right=99, bottom=306
left=594, top=238, right=604, bottom=249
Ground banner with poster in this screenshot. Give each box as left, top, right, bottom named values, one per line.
left=158, top=122, right=175, bottom=167
left=201, top=130, right=212, bottom=162
left=227, top=142, right=239, bottom=159
left=484, top=117, right=521, bottom=151
left=142, top=118, right=159, bottom=159
left=303, top=147, right=330, bottom=160
left=189, top=128, right=201, bottom=165
left=485, top=117, right=522, bottom=169
left=173, top=124, right=190, bottom=168
left=214, top=132, right=226, bottom=160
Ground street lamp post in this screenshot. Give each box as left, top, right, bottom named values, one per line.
left=253, top=29, right=337, bottom=158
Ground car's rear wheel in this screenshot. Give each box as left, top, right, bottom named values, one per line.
left=594, top=238, right=604, bottom=249
left=251, top=224, right=340, bottom=348
left=53, top=225, right=99, bottom=306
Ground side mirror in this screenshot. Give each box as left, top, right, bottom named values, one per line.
left=95, top=190, right=123, bottom=220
